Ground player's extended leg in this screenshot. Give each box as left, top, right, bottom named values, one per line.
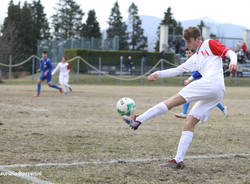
left=216, top=103, right=228, bottom=117
left=183, top=103, right=189, bottom=115
left=33, top=79, right=42, bottom=97
left=216, top=103, right=224, bottom=111
left=60, top=75, right=67, bottom=94
left=65, top=84, right=72, bottom=92
left=123, top=94, right=186, bottom=129
left=47, top=73, right=62, bottom=93
left=64, top=75, right=72, bottom=92
left=161, top=90, right=223, bottom=169
left=160, top=115, right=199, bottom=169
left=34, top=71, right=45, bottom=97
left=48, top=82, right=63, bottom=93
left=175, top=103, right=190, bottom=119
left=61, top=84, right=67, bottom=94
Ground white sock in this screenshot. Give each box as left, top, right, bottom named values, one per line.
left=62, top=84, right=67, bottom=93
left=174, top=131, right=193, bottom=163
left=136, top=102, right=168, bottom=123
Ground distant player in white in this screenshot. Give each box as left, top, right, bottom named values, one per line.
left=52, top=56, right=72, bottom=94
left=123, top=26, right=237, bottom=168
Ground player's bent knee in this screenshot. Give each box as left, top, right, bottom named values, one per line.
left=183, top=115, right=199, bottom=132
left=164, top=94, right=186, bottom=110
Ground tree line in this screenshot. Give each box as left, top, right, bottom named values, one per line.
left=0, top=0, right=184, bottom=64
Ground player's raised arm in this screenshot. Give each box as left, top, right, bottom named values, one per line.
left=147, top=54, right=197, bottom=81
left=147, top=72, right=158, bottom=81
left=52, top=63, right=60, bottom=76
left=147, top=67, right=185, bottom=81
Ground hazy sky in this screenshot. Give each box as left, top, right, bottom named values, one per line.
left=1, top=0, right=250, bottom=29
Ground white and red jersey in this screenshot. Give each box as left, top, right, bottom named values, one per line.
left=157, top=39, right=237, bottom=91
left=52, top=62, right=70, bottom=76
left=187, top=39, right=228, bottom=78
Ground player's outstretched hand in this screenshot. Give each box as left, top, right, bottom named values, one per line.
left=147, top=72, right=158, bottom=81
left=229, top=62, right=237, bottom=73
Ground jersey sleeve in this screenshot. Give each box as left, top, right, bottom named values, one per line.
left=67, top=64, right=71, bottom=70
left=52, top=63, right=60, bottom=75
left=157, top=54, right=198, bottom=78
left=209, top=39, right=229, bottom=59
left=226, top=50, right=237, bottom=65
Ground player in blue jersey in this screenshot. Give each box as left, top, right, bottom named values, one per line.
left=175, top=49, right=227, bottom=119
left=33, top=51, right=62, bottom=97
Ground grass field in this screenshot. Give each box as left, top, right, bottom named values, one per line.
left=0, top=84, right=249, bottom=184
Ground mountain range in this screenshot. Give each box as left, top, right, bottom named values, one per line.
left=139, top=15, right=248, bottom=51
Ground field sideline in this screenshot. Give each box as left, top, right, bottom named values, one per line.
left=0, top=84, right=249, bottom=184
left=3, top=73, right=250, bottom=86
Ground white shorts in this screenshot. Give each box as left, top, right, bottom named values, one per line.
left=59, top=74, right=69, bottom=85
left=179, top=78, right=224, bottom=123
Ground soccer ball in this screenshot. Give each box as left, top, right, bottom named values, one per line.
left=116, top=97, right=136, bottom=116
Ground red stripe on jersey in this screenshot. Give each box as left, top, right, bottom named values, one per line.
left=67, top=65, right=71, bottom=70
left=201, top=50, right=209, bottom=56
left=209, top=39, right=229, bottom=59
left=196, top=41, right=204, bottom=54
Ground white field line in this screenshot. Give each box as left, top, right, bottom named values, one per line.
left=0, top=103, right=48, bottom=112
left=0, top=167, right=56, bottom=184
left=28, top=107, right=49, bottom=112
left=0, top=153, right=249, bottom=168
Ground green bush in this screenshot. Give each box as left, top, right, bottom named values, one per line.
left=64, top=49, right=174, bottom=73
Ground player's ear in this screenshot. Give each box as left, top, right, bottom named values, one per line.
left=198, top=36, right=202, bottom=41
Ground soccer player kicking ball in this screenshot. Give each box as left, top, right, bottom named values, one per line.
left=123, top=26, right=237, bottom=169
left=33, top=51, right=62, bottom=97
left=175, top=49, right=228, bottom=119
left=52, top=56, right=72, bottom=94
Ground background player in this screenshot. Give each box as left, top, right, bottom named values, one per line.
left=175, top=49, right=228, bottom=119
left=33, top=51, right=62, bottom=97
left=123, top=26, right=237, bottom=169
left=52, top=56, right=72, bottom=94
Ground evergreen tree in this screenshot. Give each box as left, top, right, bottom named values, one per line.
left=154, top=7, right=183, bottom=51
left=31, top=0, right=51, bottom=41
left=197, top=20, right=205, bottom=38
left=1, top=0, right=21, bottom=57
left=1, top=0, right=50, bottom=57
left=106, top=1, right=129, bottom=50
left=176, top=22, right=183, bottom=36
left=19, top=1, right=34, bottom=55
left=0, top=1, right=35, bottom=70
left=128, top=2, right=147, bottom=50
left=81, top=9, right=101, bottom=39
left=52, top=0, right=84, bottom=39
left=197, top=21, right=217, bottom=39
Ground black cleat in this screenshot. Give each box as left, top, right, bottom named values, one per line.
left=160, top=159, right=185, bottom=169
left=122, top=115, right=141, bottom=130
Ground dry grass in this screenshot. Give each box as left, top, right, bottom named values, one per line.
left=0, top=84, right=249, bottom=184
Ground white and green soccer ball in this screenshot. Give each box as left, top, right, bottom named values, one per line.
left=116, top=97, right=136, bottom=116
